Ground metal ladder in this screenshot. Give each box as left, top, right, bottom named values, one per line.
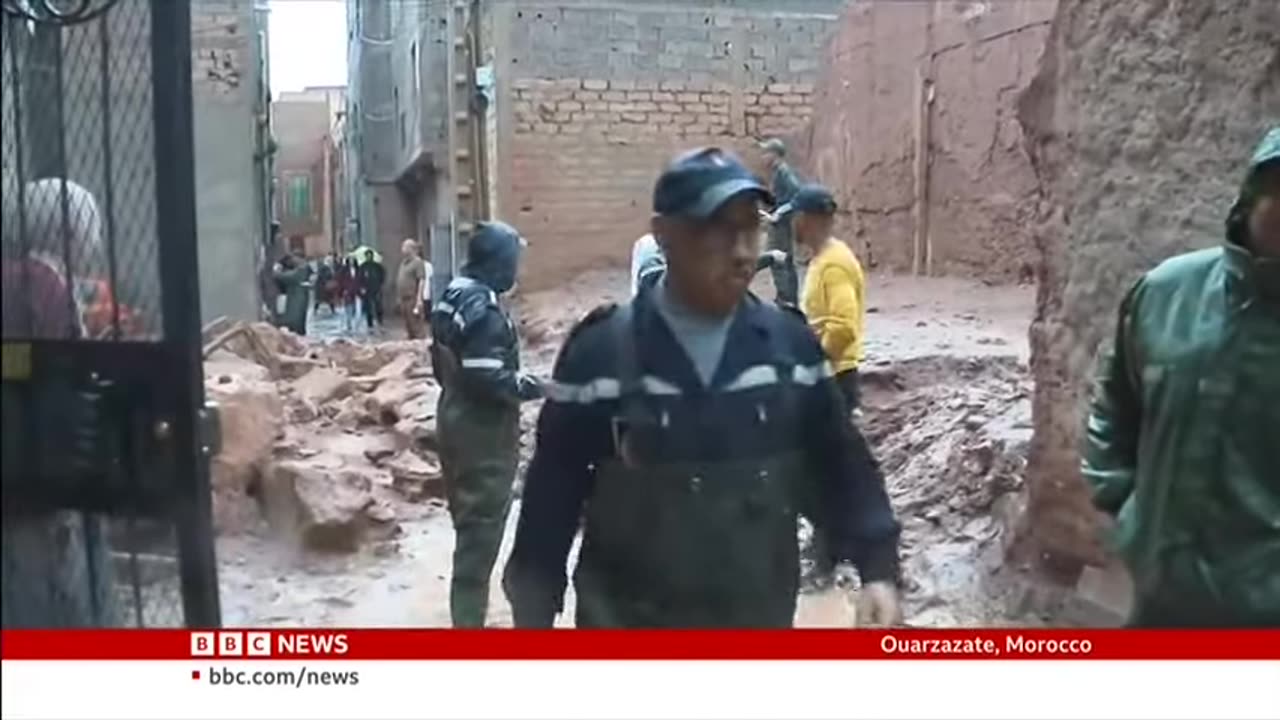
left=443, top=0, right=485, bottom=275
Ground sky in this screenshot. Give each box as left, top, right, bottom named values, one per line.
left=268, top=0, right=348, bottom=96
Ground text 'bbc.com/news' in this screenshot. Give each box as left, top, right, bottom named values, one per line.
left=191, top=631, right=359, bottom=687
left=192, top=666, right=360, bottom=687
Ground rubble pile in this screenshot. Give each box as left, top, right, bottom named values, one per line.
left=202, top=320, right=444, bottom=553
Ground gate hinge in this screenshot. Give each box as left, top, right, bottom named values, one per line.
left=199, top=401, right=222, bottom=458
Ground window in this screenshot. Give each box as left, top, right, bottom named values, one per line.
left=393, top=87, right=402, bottom=147
left=284, top=174, right=312, bottom=220
left=411, top=42, right=419, bottom=94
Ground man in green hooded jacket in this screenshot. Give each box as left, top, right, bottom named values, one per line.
left=1083, top=127, right=1280, bottom=627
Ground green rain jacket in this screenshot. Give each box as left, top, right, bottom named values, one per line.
left=1082, top=128, right=1280, bottom=626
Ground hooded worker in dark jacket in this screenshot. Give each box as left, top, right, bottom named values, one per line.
left=1082, top=126, right=1280, bottom=626
left=430, top=221, right=542, bottom=627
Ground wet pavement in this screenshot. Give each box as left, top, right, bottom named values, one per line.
left=305, top=299, right=398, bottom=343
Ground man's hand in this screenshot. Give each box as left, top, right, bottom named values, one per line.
left=762, top=249, right=788, bottom=268
left=516, top=374, right=544, bottom=402
left=832, top=562, right=859, bottom=590
left=856, top=580, right=904, bottom=627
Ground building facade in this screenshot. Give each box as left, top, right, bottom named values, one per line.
left=345, top=0, right=451, bottom=292
left=272, top=87, right=344, bottom=258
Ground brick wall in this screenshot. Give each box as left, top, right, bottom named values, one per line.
left=491, top=1, right=843, bottom=290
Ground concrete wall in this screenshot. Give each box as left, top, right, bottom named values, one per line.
left=492, top=0, right=844, bottom=291
left=1014, top=0, right=1280, bottom=572
left=804, top=0, right=1054, bottom=280
left=192, top=0, right=267, bottom=323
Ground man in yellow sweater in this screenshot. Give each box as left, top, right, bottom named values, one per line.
left=793, top=185, right=866, bottom=411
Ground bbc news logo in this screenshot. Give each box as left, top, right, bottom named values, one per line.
left=190, top=631, right=350, bottom=657
left=191, top=632, right=272, bottom=657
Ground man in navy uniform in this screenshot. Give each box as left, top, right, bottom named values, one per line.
left=503, top=148, right=902, bottom=628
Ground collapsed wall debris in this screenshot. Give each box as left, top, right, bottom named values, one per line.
left=201, top=319, right=444, bottom=553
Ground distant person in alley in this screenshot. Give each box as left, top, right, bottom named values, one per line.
left=357, top=247, right=386, bottom=333
left=792, top=185, right=867, bottom=413
left=273, top=252, right=311, bottom=336
left=1082, top=126, right=1280, bottom=627
left=396, top=238, right=428, bottom=340
left=504, top=147, right=901, bottom=628
left=430, top=221, right=543, bottom=628
left=759, top=138, right=803, bottom=305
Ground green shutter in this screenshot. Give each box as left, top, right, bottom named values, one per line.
left=285, top=175, right=311, bottom=219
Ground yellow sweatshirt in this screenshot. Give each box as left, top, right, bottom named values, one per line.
left=800, top=238, right=866, bottom=373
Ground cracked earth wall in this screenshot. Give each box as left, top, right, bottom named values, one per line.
left=1015, top=0, right=1280, bottom=572
left=804, top=0, right=1054, bottom=279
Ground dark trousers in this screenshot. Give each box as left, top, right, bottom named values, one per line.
left=362, top=289, right=384, bottom=328
left=835, top=368, right=860, bottom=411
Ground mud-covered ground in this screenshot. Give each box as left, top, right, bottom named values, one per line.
left=215, top=270, right=1042, bottom=628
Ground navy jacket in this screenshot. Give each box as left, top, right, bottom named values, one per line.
left=430, top=224, right=540, bottom=406
left=506, top=288, right=901, bottom=614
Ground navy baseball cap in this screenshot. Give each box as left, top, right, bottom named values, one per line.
left=653, top=147, right=773, bottom=219
left=791, top=184, right=838, bottom=215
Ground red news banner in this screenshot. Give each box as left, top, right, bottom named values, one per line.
left=2, top=629, right=1278, bottom=661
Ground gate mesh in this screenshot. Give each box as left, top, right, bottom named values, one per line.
left=2, top=1, right=162, bottom=342
left=1, top=1, right=190, bottom=628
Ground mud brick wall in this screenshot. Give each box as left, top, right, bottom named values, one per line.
left=491, top=1, right=843, bottom=291
left=804, top=0, right=1054, bottom=281
left=1013, top=0, right=1280, bottom=575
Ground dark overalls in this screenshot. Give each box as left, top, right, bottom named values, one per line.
left=575, top=305, right=814, bottom=626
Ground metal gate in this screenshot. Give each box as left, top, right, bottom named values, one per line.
left=1, top=0, right=220, bottom=628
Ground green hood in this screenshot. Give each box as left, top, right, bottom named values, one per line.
left=1249, top=127, right=1280, bottom=167
left=1226, top=127, right=1280, bottom=247
left=1224, top=127, right=1280, bottom=298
